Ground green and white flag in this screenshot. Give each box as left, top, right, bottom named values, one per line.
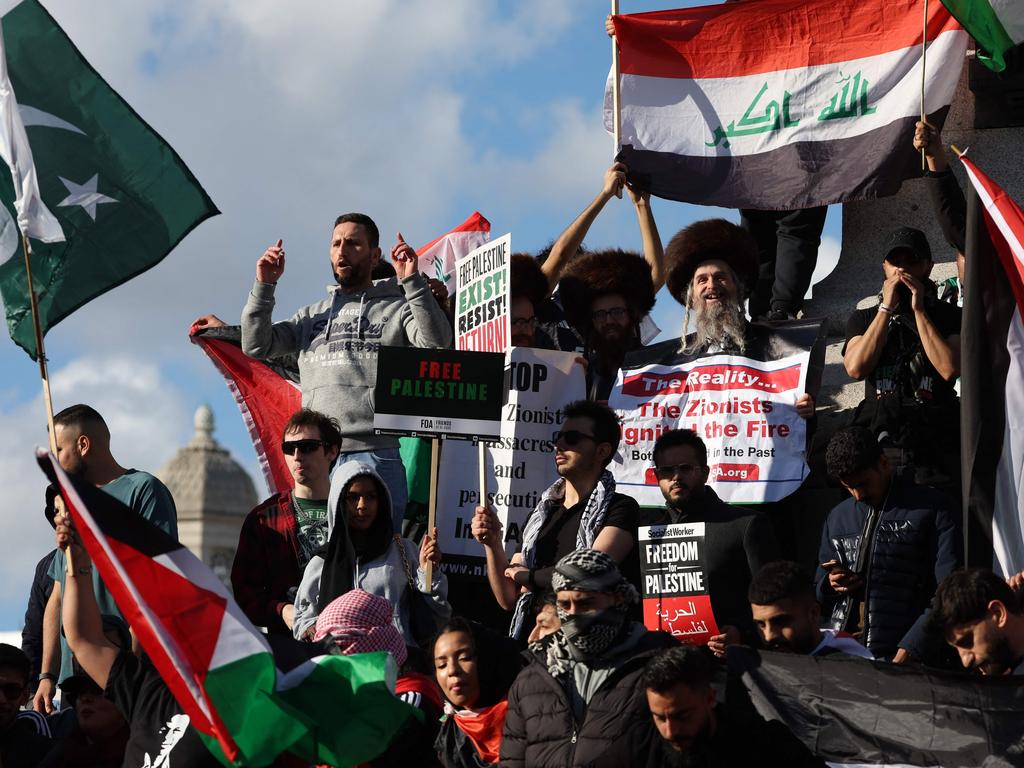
left=0, top=0, right=217, bottom=358
left=941, top=0, right=1024, bottom=71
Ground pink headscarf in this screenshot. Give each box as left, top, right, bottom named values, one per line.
left=313, top=589, right=408, bottom=666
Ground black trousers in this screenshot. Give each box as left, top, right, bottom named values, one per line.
left=741, top=206, right=828, bottom=317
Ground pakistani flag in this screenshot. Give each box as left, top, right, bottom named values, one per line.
left=0, top=0, right=217, bottom=358
left=941, top=0, right=1024, bottom=71
left=38, top=449, right=415, bottom=766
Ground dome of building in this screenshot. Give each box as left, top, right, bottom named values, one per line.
left=158, top=405, right=260, bottom=586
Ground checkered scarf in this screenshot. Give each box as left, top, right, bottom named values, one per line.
left=314, top=588, right=408, bottom=666
left=509, top=470, right=617, bottom=639
left=534, top=549, right=638, bottom=679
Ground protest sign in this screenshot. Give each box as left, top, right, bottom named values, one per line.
left=639, top=522, right=719, bottom=645
left=373, top=346, right=505, bottom=440
left=610, top=321, right=825, bottom=505
left=456, top=233, right=511, bottom=353
left=436, top=348, right=585, bottom=578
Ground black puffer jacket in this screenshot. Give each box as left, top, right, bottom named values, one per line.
left=500, top=628, right=676, bottom=768
left=815, top=475, right=961, bottom=660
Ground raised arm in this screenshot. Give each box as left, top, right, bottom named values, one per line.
left=471, top=505, right=518, bottom=610
left=56, top=514, right=118, bottom=691
left=241, top=239, right=303, bottom=359
left=541, top=164, right=627, bottom=295
left=626, top=185, right=667, bottom=290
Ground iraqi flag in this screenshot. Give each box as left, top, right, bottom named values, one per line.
left=37, top=450, right=414, bottom=766
left=190, top=324, right=301, bottom=495
left=416, top=211, right=490, bottom=287
left=729, top=648, right=1024, bottom=766
left=959, top=154, right=1024, bottom=575
left=606, top=0, right=968, bottom=210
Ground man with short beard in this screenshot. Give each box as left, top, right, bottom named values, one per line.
left=649, top=428, right=779, bottom=657
left=933, top=568, right=1024, bottom=676
left=748, top=560, right=872, bottom=658
left=241, top=213, right=453, bottom=526
left=630, top=645, right=823, bottom=767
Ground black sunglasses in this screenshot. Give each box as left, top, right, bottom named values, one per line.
left=281, top=439, right=327, bottom=456
left=653, top=463, right=704, bottom=480
left=552, top=429, right=598, bottom=447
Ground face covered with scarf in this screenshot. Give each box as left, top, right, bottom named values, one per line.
left=549, top=549, right=639, bottom=662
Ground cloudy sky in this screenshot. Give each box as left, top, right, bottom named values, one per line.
left=0, top=0, right=840, bottom=630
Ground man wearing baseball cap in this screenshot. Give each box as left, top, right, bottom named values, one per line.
left=842, top=226, right=962, bottom=489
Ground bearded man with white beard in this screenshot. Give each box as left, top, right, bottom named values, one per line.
left=664, top=218, right=816, bottom=419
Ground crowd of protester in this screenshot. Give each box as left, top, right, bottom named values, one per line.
left=6, top=111, right=1024, bottom=768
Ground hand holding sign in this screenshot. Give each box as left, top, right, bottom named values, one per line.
left=420, top=526, right=442, bottom=571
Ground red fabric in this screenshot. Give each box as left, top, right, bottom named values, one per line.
left=613, top=0, right=960, bottom=80
left=454, top=701, right=508, bottom=764
left=190, top=330, right=301, bottom=495
left=314, top=590, right=408, bottom=666
left=396, top=672, right=444, bottom=712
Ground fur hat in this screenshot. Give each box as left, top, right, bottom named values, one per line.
left=665, top=219, right=758, bottom=304
left=510, top=253, right=549, bottom=310
left=558, top=249, right=655, bottom=331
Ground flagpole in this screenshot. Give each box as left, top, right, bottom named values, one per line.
left=611, top=0, right=622, bottom=152
left=921, top=0, right=928, bottom=171
left=22, top=233, right=57, bottom=453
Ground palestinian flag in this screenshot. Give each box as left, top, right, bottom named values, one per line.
left=416, top=211, right=490, bottom=287
left=607, top=0, right=968, bottom=210
left=38, top=450, right=414, bottom=767
left=959, top=154, right=1024, bottom=575
left=730, top=648, right=1024, bottom=766
left=190, top=324, right=301, bottom=495
left=0, top=0, right=217, bottom=358
left=941, top=0, right=1024, bottom=71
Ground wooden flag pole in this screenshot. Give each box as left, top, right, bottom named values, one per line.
left=611, top=0, right=622, bottom=152
left=425, top=436, right=440, bottom=592
left=921, top=0, right=928, bottom=171
left=22, top=233, right=57, bottom=453
left=950, top=144, right=964, bottom=158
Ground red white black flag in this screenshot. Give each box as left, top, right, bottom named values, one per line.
left=607, top=0, right=967, bottom=210
left=959, top=154, right=1024, bottom=575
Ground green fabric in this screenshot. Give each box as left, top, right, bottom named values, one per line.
left=49, top=469, right=177, bottom=683
left=200, top=650, right=416, bottom=767
left=941, top=0, right=1016, bottom=71
left=0, top=0, right=218, bottom=358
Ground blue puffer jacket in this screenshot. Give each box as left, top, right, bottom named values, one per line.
left=814, top=475, right=961, bottom=660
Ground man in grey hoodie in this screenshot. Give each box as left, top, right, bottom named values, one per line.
left=241, top=212, right=454, bottom=530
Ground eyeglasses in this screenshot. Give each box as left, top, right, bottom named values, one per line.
left=653, top=463, right=704, bottom=480
left=281, top=439, right=327, bottom=456
left=552, top=430, right=598, bottom=447
left=511, top=316, right=537, bottom=329
left=0, top=682, right=25, bottom=700
left=592, top=307, right=628, bottom=324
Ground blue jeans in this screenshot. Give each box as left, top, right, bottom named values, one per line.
left=332, top=448, right=407, bottom=532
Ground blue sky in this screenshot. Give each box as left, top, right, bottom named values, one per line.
left=0, top=0, right=841, bottom=630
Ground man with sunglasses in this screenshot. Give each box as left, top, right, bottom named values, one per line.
left=231, top=408, right=342, bottom=635
left=473, top=400, right=652, bottom=639
left=650, top=428, right=780, bottom=657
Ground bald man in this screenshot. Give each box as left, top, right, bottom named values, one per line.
left=34, top=404, right=177, bottom=713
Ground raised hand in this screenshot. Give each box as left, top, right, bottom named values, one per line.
left=256, top=239, right=286, bottom=284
